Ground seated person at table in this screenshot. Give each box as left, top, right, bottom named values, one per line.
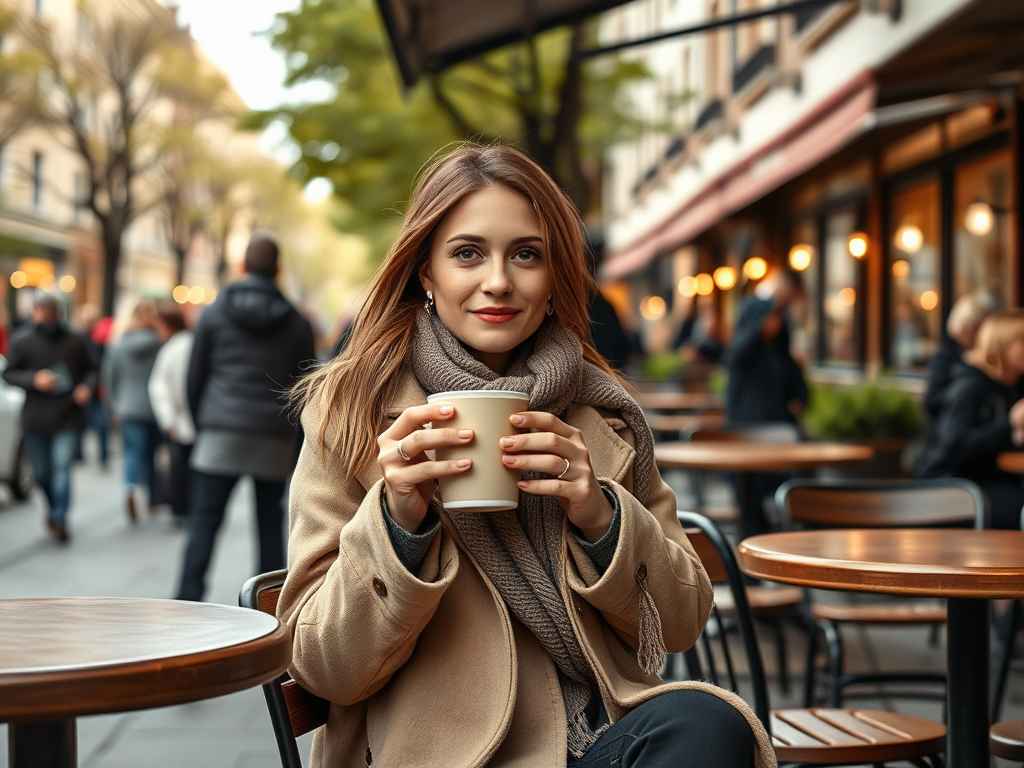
left=922, top=293, right=995, bottom=420
left=916, top=309, right=1024, bottom=529
left=674, top=300, right=724, bottom=364
left=276, top=144, right=771, bottom=768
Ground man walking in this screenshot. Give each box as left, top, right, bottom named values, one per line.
left=176, top=234, right=315, bottom=601
left=3, top=292, right=97, bottom=541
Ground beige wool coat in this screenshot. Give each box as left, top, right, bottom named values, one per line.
left=278, top=370, right=776, bottom=768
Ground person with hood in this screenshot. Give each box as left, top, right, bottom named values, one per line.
left=3, top=292, right=96, bottom=542
left=916, top=309, right=1024, bottom=529
left=103, top=299, right=162, bottom=521
left=176, top=233, right=316, bottom=601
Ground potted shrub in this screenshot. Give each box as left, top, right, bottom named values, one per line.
left=803, top=382, right=925, bottom=478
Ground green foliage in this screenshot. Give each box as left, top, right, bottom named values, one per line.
left=804, top=382, right=924, bottom=441
left=642, top=351, right=684, bottom=382
left=707, top=368, right=728, bottom=395
left=245, top=0, right=651, bottom=258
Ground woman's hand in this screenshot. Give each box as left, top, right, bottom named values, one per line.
left=378, top=403, right=474, bottom=533
left=501, top=411, right=614, bottom=542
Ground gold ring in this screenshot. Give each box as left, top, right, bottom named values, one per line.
left=556, top=458, right=570, bottom=479
left=396, top=439, right=412, bottom=461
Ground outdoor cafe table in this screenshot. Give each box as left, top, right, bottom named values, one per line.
left=654, top=441, right=873, bottom=539
left=635, top=391, right=723, bottom=412
left=0, top=597, right=291, bottom=768
left=997, top=451, right=1024, bottom=474
left=737, top=528, right=1024, bottom=768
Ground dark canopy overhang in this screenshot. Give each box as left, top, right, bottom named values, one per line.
left=375, top=0, right=633, bottom=87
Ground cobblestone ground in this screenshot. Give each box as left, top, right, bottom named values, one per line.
left=0, top=443, right=1020, bottom=766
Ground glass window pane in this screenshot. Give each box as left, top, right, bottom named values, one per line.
left=889, top=178, right=942, bottom=373
left=954, top=150, right=1013, bottom=310
left=789, top=219, right=818, bottom=364
left=823, top=207, right=859, bottom=365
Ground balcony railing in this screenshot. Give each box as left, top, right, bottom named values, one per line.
left=664, top=136, right=685, bottom=161
left=732, top=43, right=776, bottom=94
left=695, top=98, right=724, bottom=132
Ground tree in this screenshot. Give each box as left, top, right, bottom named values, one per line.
left=0, top=5, right=42, bottom=159
left=248, top=0, right=648, bottom=260
left=25, top=6, right=231, bottom=315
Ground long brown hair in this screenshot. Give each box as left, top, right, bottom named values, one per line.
left=295, top=143, right=619, bottom=477
left=963, top=308, right=1024, bottom=384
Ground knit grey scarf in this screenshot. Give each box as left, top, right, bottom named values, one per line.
left=410, top=311, right=660, bottom=758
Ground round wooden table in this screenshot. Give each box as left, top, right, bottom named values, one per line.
left=0, top=597, right=291, bottom=768
left=655, top=441, right=873, bottom=538
left=997, top=451, right=1024, bottom=474
left=645, top=412, right=725, bottom=437
left=635, top=391, right=723, bottom=412
left=738, top=529, right=1024, bottom=768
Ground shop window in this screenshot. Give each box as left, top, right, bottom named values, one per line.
left=953, top=149, right=1013, bottom=309
left=822, top=208, right=861, bottom=365
left=888, top=178, right=942, bottom=374
left=882, top=124, right=943, bottom=176
left=790, top=219, right=818, bottom=363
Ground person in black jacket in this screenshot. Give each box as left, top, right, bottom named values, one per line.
left=176, top=234, right=316, bottom=600
left=916, top=309, right=1024, bottom=529
left=922, top=293, right=994, bottom=419
left=3, top=292, right=97, bottom=541
left=726, top=269, right=808, bottom=425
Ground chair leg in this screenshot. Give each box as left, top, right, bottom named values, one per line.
left=993, top=598, right=1021, bottom=722
left=770, top=618, right=790, bottom=695
left=821, top=620, right=844, bottom=708
left=803, top=620, right=820, bottom=707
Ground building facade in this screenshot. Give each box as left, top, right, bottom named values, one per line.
left=601, top=0, right=1024, bottom=383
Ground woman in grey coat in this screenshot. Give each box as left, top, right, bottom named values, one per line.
left=103, top=300, right=162, bottom=521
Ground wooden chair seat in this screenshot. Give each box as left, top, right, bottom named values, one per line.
left=714, top=584, right=802, bottom=616
left=811, top=602, right=946, bottom=625
left=772, top=708, right=947, bottom=764
left=991, top=719, right=1024, bottom=761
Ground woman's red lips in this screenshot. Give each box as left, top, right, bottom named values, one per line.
left=472, top=307, right=520, bottom=324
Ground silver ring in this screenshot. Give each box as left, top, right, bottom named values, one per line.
left=556, top=458, right=570, bottom=479
left=396, top=439, right=412, bottom=461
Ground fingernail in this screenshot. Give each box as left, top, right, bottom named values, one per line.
left=500, top=436, right=514, bottom=448
left=456, top=458, right=471, bottom=468
left=511, top=415, right=524, bottom=425
left=458, top=429, right=473, bottom=439
left=439, top=405, right=453, bottom=415
left=502, top=455, right=515, bottom=464
left=517, top=481, right=528, bottom=489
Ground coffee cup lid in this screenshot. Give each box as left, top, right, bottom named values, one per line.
left=427, top=390, right=530, bottom=402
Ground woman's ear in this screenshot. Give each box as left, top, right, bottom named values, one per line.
left=418, top=262, right=434, bottom=295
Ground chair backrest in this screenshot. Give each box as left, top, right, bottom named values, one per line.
left=678, top=511, right=771, bottom=732
left=775, top=478, right=987, bottom=530
left=240, top=570, right=329, bottom=768
left=688, top=422, right=800, bottom=444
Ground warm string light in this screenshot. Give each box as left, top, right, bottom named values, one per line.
left=895, top=223, right=923, bottom=253
left=788, top=244, right=812, bottom=271
left=677, top=276, right=697, bottom=297
left=639, top=295, right=667, bottom=320
left=964, top=201, right=994, bottom=236
left=847, top=232, right=868, bottom=258
left=713, top=266, right=737, bottom=290
left=743, top=257, right=767, bottom=280
left=695, top=273, right=715, bottom=296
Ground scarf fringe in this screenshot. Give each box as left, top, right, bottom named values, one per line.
left=566, top=711, right=609, bottom=759
left=637, top=581, right=667, bottom=676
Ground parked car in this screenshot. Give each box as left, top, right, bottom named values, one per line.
left=0, top=354, right=33, bottom=500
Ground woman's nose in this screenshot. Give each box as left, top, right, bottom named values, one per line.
left=481, top=258, right=512, bottom=294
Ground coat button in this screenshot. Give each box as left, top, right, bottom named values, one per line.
left=371, top=577, right=388, bottom=598
left=635, top=564, right=648, bottom=582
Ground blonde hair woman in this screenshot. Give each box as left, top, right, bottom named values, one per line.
left=917, top=309, right=1024, bottom=528
left=280, top=145, right=773, bottom=768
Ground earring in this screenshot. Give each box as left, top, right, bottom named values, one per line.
left=546, top=297, right=554, bottom=316
left=424, top=290, right=434, bottom=313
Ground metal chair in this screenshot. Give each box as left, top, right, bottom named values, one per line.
left=775, top=478, right=986, bottom=709
left=240, top=569, right=329, bottom=768
left=678, top=510, right=947, bottom=767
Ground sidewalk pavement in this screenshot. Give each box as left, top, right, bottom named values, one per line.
left=0, top=438, right=313, bottom=767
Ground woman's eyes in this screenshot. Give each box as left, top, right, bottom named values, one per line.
left=451, top=246, right=541, bottom=262
left=452, top=247, right=481, bottom=262
left=511, top=248, right=541, bottom=263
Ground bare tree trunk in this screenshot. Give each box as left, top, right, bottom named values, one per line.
left=100, top=221, right=123, bottom=318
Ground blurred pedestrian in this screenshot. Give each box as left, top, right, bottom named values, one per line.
left=923, top=293, right=996, bottom=419
left=103, top=299, right=162, bottom=522
left=176, top=233, right=315, bottom=601
left=73, top=304, right=111, bottom=468
left=674, top=300, right=724, bottom=364
left=148, top=300, right=194, bottom=524
left=2, top=292, right=96, bottom=542
left=726, top=268, right=808, bottom=425
left=0, top=304, right=10, bottom=356
left=916, top=309, right=1024, bottom=528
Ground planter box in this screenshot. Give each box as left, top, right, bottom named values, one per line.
left=817, top=438, right=908, bottom=480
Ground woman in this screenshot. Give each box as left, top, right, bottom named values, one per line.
left=917, top=309, right=1024, bottom=529
left=280, top=145, right=772, bottom=768
left=103, top=299, right=161, bottom=520
left=147, top=300, right=194, bottom=523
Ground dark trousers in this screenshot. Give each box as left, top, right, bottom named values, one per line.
left=166, top=441, right=193, bottom=519
left=87, top=399, right=109, bottom=465
left=176, top=471, right=286, bottom=601
left=23, top=430, right=80, bottom=525
left=121, top=420, right=161, bottom=505
left=568, top=690, right=756, bottom=768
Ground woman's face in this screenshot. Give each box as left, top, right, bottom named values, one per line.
left=420, top=184, right=552, bottom=373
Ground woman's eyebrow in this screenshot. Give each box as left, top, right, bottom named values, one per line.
left=446, top=234, right=544, bottom=245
